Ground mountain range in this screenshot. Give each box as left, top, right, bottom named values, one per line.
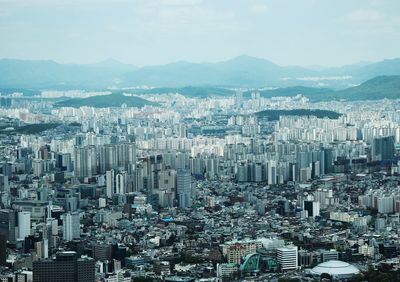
left=54, top=92, right=158, bottom=108
left=1, top=55, right=400, bottom=89
left=50, top=75, right=400, bottom=107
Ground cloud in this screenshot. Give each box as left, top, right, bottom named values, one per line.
left=0, top=8, right=7, bottom=17
left=248, top=3, right=269, bottom=14
left=0, top=0, right=131, bottom=8
left=130, top=1, right=238, bottom=33
left=158, top=0, right=202, bottom=6
left=369, top=0, right=385, bottom=7
left=338, top=8, right=400, bottom=34
left=343, top=9, right=383, bottom=23
left=0, top=0, right=202, bottom=8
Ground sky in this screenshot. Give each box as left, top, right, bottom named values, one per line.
left=0, top=0, right=400, bottom=67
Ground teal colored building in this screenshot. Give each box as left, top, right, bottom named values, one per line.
left=239, top=251, right=279, bottom=275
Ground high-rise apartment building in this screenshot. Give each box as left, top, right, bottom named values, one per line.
left=277, top=246, right=298, bottom=271
left=18, top=211, right=31, bottom=240
left=73, top=146, right=97, bottom=178
left=62, top=212, right=80, bottom=241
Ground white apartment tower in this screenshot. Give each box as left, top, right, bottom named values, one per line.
left=18, top=211, right=31, bottom=240
left=277, top=246, right=298, bottom=271
left=62, top=212, right=80, bottom=241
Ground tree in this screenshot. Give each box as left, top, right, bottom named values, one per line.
left=320, top=273, right=332, bottom=281
left=278, top=278, right=301, bottom=282
left=348, top=273, right=364, bottom=282
left=132, top=277, right=162, bottom=282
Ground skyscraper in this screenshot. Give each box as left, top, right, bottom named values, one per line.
left=268, top=160, right=277, bottom=185
left=0, top=209, right=17, bottom=244
left=0, top=234, right=6, bottom=266
left=62, top=212, right=80, bottom=241
left=177, top=170, right=192, bottom=209
left=0, top=174, right=9, bottom=192
left=18, top=211, right=31, bottom=240
left=234, top=90, right=243, bottom=108
left=117, top=143, right=136, bottom=172
left=98, top=144, right=117, bottom=173
left=158, top=169, right=177, bottom=207
left=116, top=171, right=128, bottom=194
left=98, top=143, right=136, bottom=173
left=73, top=145, right=97, bottom=178
left=371, top=136, right=395, bottom=162
left=106, top=169, right=115, bottom=198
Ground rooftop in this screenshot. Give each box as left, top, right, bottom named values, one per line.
left=310, top=260, right=360, bottom=277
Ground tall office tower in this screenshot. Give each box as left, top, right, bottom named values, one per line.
left=0, top=174, right=9, bottom=192
left=318, top=150, right=325, bottom=175
left=177, top=170, right=192, bottom=209
left=276, top=246, right=298, bottom=271
left=157, top=169, right=177, bottom=207
left=0, top=234, right=6, bottom=266
left=62, top=212, right=80, bottom=241
left=73, top=145, right=97, bottom=178
left=56, top=153, right=72, bottom=172
left=33, top=251, right=95, bottom=282
left=234, top=90, right=243, bottom=108
left=324, top=148, right=334, bottom=174
left=1, top=163, right=12, bottom=177
left=97, top=145, right=107, bottom=174
left=176, top=152, right=189, bottom=170
left=86, top=145, right=97, bottom=177
left=106, top=169, right=116, bottom=198
left=18, top=211, right=31, bottom=240
left=116, top=171, right=128, bottom=194
left=267, top=160, right=277, bottom=185
left=371, top=136, right=395, bottom=161
left=0, top=209, right=17, bottom=244
left=135, top=163, right=145, bottom=192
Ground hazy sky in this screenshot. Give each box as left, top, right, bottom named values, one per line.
left=1, top=0, right=400, bottom=67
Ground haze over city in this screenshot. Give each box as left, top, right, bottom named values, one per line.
left=1, top=0, right=400, bottom=66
